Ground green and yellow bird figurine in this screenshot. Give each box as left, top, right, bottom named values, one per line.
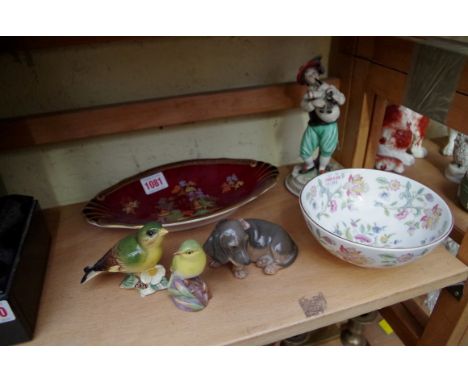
left=170, top=239, right=207, bottom=280
left=168, top=239, right=210, bottom=312
left=81, top=222, right=169, bottom=297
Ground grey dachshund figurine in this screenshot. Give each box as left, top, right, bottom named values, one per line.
left=203, top=219, right=298, bottom=279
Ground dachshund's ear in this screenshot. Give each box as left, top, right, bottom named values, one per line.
left=215, top=232, right=230, bottom=264
left=238, top=219, right=250, bottom=231
left=203, top=235, right=214, bottom=257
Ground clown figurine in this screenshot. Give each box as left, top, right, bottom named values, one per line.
left=285, top=56, right=346, bottom=196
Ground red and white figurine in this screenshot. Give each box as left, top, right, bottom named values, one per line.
left=375, top=105, right=429, bottom=173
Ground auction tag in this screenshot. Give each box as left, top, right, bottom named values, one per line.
left=140, top=172, right=169, bottom=195
left=0, top=300, right=16, bottom=324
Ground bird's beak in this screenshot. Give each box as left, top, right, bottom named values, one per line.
left=172, top=250, right=183, bottom=256
left=160, top=228, right=169, bottom=236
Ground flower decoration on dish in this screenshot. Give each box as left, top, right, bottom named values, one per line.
left=221, top=174, right=244, bottom=193
left=155, top=179, right=217, bottom=223
left=121, top=198, right=140, bottom=215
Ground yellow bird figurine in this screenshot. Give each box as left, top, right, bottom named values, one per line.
left=168, top=239, right=210, bottom=312
left=170, top=239, right=207, bottom=280
left=81, top=222, right=168, bottom=284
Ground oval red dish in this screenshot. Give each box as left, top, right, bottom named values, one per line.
left=82, top=159, right=279, bottom=231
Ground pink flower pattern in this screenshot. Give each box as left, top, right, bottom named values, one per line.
left=397, top=253, right=415, bottom=263
left=421, top=204, right=442, bottom=229
left=395, top=209, right=409, bottom=220
left=344, top=175, right=369, bottom=197
left=338, top=245, right=373, bottom=266
left=354, top=234, right=373, bottom=244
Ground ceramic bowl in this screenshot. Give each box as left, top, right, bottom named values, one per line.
left=300, top=169, right=453, bottom=268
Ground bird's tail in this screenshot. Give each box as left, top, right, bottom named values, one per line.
left=81, top=266, right=101, bottom=284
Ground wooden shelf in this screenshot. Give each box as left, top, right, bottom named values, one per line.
left=28, top=167, right=468, bottom=345
left=404, top=138, right=467, bottom=243
left=0, top=80, right=338, bottom=151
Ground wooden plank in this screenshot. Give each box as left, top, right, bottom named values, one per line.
left=458, top=65, right=468, bottom=95
left=0, top=80, right=339, bottom=151
left=362, top=312, right=404, bottom=346
left=402, top=297, right=430, bottom=328
left=380, top=303, right=423, bottom=345
left=367, top=64, right=406, bottom=105
left=356, top=37, right=414, bottom=74
left=363, top=95, right=387, bottom=169
left=333, top=36, right=358, bottom=56
left=404, top=138, right=468, bottom=244
left=446, top=92, right=468, bottom=135
left=378, top=295, right=429, bottom=346
left=331, top=39, right=407, bottom=168
left=419, top=233, right=468, bottom=345
left=27, top=167, right=468, bottom=345
left=328, top=38, right=355, bottom=165
left=339, top=58, right=374, bottom=168
left=354, top=37, right=468, bottom=97
left=459, top=325, right=468, bottom=345
left=420, top=287, right=468, bottom=345
left=352, top=91, right=374, bottom=168
left=356, top=37, right=376, bottom=59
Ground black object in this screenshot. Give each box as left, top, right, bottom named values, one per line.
left=0, top=195, right=50, bottom=345
left=446, top=282, right=464, bottom=301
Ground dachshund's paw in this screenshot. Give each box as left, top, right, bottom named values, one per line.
left=263, top=263, right=281, bottom=275
left=233, top=268, right=248, bottom=279
left=256, top=256, right=273, bottom=268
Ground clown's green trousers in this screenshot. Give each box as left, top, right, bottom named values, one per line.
left=300, top=122, right=338, bottom=170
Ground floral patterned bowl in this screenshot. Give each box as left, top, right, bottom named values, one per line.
left=299, top=169, right=453, bottom=268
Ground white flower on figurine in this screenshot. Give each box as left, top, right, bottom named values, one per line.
left=138, top=265, right=166, bottom=297
left=140, top=265, right=165, bottom=285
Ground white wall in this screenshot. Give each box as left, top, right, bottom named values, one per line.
left=0, top=37, right=331, bottom=208
left=1, top=111, right=310, bottom=207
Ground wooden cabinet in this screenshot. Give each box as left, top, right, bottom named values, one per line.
left=1, top=37, right=467, bottom=345
left=330, top=36, right=468, bottom=345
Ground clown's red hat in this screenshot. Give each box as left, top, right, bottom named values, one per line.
left=296, top=56, right=324, bottom=85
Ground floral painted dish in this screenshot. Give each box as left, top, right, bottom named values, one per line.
left=300, top=169, right=453, bottom=268
left=83, top=159, right=278, bottom=231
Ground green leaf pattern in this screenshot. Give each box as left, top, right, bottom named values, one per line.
left=374, top=177, right=446, bottom=238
